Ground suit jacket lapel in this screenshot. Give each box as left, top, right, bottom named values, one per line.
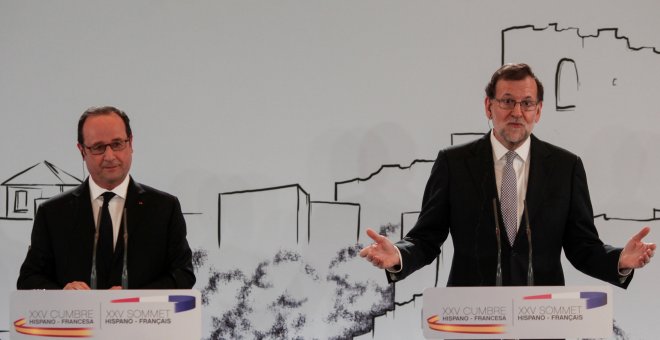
left=112, top=177, right=146, bottom=265
left=525, top=134, right=551, bottom=224
left=125, top=177, right=147, bottom=236
left=465, top=133, right=505, bottom=252
left=71, top=180, right=95, bottom=244
left=64, top=180, right=95, bottom=285
left=466, top=133, right=498, bottom=202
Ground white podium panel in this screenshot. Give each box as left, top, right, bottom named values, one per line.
left=423, top=286, right=612, bottom=339
left=10, top=290, right=200, bottom=340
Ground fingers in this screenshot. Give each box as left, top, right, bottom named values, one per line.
left=644, top=246, right=655, bottom=264
left=63, top=281, right=91, bottom=290
left=360, top=228, right=385, bottom=258
left=366, top=228, right=385, bottom=243
left=360, top=228, right=400, bottom=269
left=359, top=242, right=386, bottom=268
left=632, top=226, right=651, bottom=242
left=635, top=245, right=655, bottom=268
left=359, top=244, right=370, bottom=257
left=364, top=250, right=386, bottom=269
left=637, top=230, right=655, bottom=268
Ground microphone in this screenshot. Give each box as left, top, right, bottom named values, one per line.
left=492, top=198, right=503, bottom=286
left=121, top=208, right=129, bottom=289
left=90, top=206, right=103, bottom=290
left=523, top=200, right=533, bottom=286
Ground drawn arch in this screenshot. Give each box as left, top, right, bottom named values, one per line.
left=555, top=58, right=580, bottom=111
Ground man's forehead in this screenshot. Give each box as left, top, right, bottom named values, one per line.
left=82, top=114, right=128, bottom=140
left=495, top=77, right=537, bottom=97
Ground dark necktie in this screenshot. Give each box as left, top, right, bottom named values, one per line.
left=97, top=191, right=116, bottom=287
left=501, top=151, right=518, bottom=245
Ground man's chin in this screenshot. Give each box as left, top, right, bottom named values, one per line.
left=505, top=129, right=529, bottom=141
left=99, top=174, right=127, bottom=187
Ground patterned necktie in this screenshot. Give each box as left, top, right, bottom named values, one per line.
left=501, top=151, right=518, bottom=245
left=97, top=191, right=116, bottom=287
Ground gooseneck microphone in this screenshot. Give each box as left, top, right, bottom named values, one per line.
left=90, top=206, right=103, bottom=290
left=524, top=200, right=533, bottom=286
left=121, top=208, right=129, bottom=289
left=492, top=198, right=503, bottom=286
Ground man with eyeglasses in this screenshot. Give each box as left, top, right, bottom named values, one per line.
left=17, top=106, right=195, bottom=290
left=361, top=64, right=654, bottom=293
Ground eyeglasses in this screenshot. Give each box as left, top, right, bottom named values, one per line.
left=492, top=98, right=539, bottom=111
left=83, top=139, right=130, bottom=155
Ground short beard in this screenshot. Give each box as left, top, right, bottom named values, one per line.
left=496, top=128, right=529, bottom=150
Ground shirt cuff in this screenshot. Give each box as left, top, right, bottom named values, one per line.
left=617, top=252, right=633, bottom=283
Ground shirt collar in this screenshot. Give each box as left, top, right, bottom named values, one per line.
left=490, top=130, right=531, bottom=162
left=89, top=175, right=130, bottom=200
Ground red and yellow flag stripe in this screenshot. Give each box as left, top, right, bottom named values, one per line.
left=14, top=318, right=92, bottom=338
left=427, top=315, right=505, bottom=334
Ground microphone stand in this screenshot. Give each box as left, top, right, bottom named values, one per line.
left=121, top=208, right=129, bottom=289
left=492, top=199, right=503, bottom=286
left=90, top=206, right=103, bottom=290
left=524, top=201, right=533, bottom=286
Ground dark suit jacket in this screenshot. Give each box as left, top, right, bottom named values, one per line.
left=390, top=133, right=632, bottom=288
left=17, top=177, right=195, bottom=289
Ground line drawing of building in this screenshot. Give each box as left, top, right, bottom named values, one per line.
left=1, top=161, right=82, bottom=220
left=208, top=133, right=487, bottom=338
left=218, top=183, right=310, bottom=251
left=502, top=23, right=660, bottom=113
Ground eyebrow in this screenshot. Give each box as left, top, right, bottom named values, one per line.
left=500, top=94, right=534, bottom=99
left=90, top=138, right=126, bottom=146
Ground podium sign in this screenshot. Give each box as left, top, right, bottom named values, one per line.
left=423, top=286, right=612, bottom=339
left=10, top=290, right=200, bottom=340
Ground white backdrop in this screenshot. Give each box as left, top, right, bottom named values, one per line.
left=1, top=1, right=659, bottom=339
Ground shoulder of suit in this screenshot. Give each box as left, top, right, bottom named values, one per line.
left=131, top=180, right=178, bottom=201
left=531, top=135, right=580, bottom=162
left=37, top=182, right=85, bottom=210
left=441, top=134, right=487, bottom=160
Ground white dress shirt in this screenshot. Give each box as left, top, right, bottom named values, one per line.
left=491, top=131, right=531, bottom=232
left=89, top=175, right=130, bottom=250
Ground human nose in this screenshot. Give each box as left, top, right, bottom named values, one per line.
left=102, top=145, right=117, bottom=160
left=510, top=102, right=524, bottom=116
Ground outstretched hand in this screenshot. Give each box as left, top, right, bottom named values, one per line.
left=619, top=226, right=655, bottom=270
left=359, top=228, right=401, bottom=270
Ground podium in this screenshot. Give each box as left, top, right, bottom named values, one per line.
left=422, top=286, right=612, bottom=339
left=10, top=290, right=201, bottom=340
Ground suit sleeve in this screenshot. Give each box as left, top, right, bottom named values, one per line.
left=388, top=150, right=451, bottom=282
left=563, top=157, right=632, bottom=288
left=17, top=204, right=62, bottom=289
left=140, top=197, right=196, bottom=289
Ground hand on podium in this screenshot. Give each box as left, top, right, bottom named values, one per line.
left=63, top=281, right=91, bottom=290
left=360, top=228, right=401, bottom=270
left=63, top=282, right=124, bottom=290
